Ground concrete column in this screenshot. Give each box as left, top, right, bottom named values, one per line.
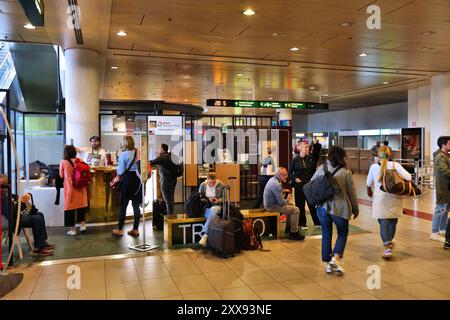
left=430, top=75, right=450, bottom=155
left=65, top=48, right=100, bottom=146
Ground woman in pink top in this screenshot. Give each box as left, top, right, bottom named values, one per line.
left=59, top=145, right=88, bottom=236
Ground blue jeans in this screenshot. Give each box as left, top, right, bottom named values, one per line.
left=317, top=206, right=349, bottom=262
left=432, top=203, right=449, bottom=233
left=201, top=205, right=221, bottom=235
left=378, top=218, right=398, bottom=246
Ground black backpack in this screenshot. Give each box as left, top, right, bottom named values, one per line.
left=303, top=165, right=341, bottom=207
left=185, top=191, right=211, bottom=218
left=169, top=154, right=183, bottom=178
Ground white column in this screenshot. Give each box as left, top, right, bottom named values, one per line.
left=408, top=85, right=432, bottom=159
left=65, top=48, right=100, bottom=146
left=430, top=75, right=450, bottom=154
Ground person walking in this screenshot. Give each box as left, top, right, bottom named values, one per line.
left=289, top=143, right=320, bottom=230
left=112, top=136, right=142, bottom=237
left=311, top=139, right=322, bottom=167
left=254, top=148, right=276, bottom=209
left=431, top=136, right=450, bottom=244
left=310, top=146, right=359, bottom=275
left=366, top=146, right=412, bottom=259
left=59, top=145, right=88, bottom=236
left=150, top=143, right=178, bottom=215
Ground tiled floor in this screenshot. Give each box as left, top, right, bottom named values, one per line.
left=2, top=174, right=449, bottom=300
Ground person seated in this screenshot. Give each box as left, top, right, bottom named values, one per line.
left=197, top=172, right=224, bottom=246
left=264, top=167, right=305, bottom=240
left=4, top=192, right=55, bottom=256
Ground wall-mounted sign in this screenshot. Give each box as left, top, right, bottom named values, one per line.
left=206, top=99, right=328, bottom=110
left=148, top=116, right=182, bottom=136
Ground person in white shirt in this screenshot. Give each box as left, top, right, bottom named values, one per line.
left=366, top=145, right=412, bottom=259
left=76, top=136, right=107, bottom=167
left=197, top=172, right=224, bottom=246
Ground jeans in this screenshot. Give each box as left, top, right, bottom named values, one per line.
left=161, top=177, right=177, bottom=215
left=431, top=203, right=449, bottom=233
left=378, top=218, right=398, bottom=246
left=294, top=183, right=320, bottom=226
left=317, top=206, right=349, bottom=262
left=201, top=205, right=221, bottom=235
left=20, top=212, right=48, bottom=249
left=254, top=175, right=271, bottom=209
left=267, top=204, right=300, bottom=233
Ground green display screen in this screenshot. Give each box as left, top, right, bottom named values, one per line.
left=206, top=99, right=328, bottom=109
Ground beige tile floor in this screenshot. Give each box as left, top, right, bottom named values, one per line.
left=2, top=174, right=450, bottom=300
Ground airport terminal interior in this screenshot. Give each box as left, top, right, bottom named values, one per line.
left=0, top=0, right=450, bottom=301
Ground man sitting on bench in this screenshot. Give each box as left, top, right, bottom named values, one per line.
left=198, top=172, right=224, bottom=246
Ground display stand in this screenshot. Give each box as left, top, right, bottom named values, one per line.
left=129, top=133, right=158, bottom=252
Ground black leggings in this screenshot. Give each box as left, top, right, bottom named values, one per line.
left=295, top=184, right=320, bottom=227
left=64, top=207, right=87, bottom=227
left=118, top=172, right=142, bottom=230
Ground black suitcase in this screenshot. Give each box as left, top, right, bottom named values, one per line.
left=207, top=177, right=241, bottom=258
left=152, top=199, right=166, bottom=231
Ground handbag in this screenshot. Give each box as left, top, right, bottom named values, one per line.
left=380, top=162, right=421, bottom=197
left=303, top=165, right=341, bottom=207
left=110, top=150, right=137, bottom=192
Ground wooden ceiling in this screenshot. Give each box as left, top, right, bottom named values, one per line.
left=1, top=0, right=450, bottom=114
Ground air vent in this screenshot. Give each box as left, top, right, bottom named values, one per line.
left=68, top=0, right=84, bottom=45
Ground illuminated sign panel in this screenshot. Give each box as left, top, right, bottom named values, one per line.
left=206, top=99, right=328, bottom=109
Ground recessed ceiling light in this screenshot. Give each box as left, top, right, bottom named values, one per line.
left=110, top=66, right=119, bottom=70
left=358, top=52, right=368, bottom=57
left=24, top=23, right=36, bottom=29
left=247, top=91, right=252, bottom=94
left=323, top=94, right=329, bottom=97
left=243, top=9, right=255, bottom=16
left=382, top=81, right=390, bottom=85
left=309, top=86, right=316, bottom=90
left=184, top=99, right=188, bottom=102
left=268, top=97, right=273, bottom=100
left=420, top=31, right=435, bottom=36
left=290, top=47, right=300, bottom=51
left=116, top=31, right=128, bottom=37
left=237, top=73, right=243, bottom=77
left=340, top=22, right=352, bottom=27
left=272, top=32, right=279, bottom=37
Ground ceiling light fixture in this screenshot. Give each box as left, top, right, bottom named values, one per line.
left=110, top=66, right=119, bottom=70
left=382, top=81, right=390, bottom=85
left=24, top=23, right=36, bottom=29
left=358, top=52, right=368, bottom=57
left=237, top=73, right=243, bottom=77
left=290, top=47, right=300, bottom=51
left=420, top=31, right=435, bottom=36
left=323, top=94, right=329, bottom=97
left=268, top=97, right=273, bottom=100
left=309, top=86, right=316, bottom=90
left=340, top=22, right=352, bottom=27
left=116, top=31, right=128, bottom=37
left=243, top=9, right=255, bottom=16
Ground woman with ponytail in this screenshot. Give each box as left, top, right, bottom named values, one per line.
left=366, top=146, right=412, bottom=259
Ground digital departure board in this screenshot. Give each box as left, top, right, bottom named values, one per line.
left=206, top=99, right=328, bottom=110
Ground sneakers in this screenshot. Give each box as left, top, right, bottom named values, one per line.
left=288, top=232, right=305, bottom=241
left=326, top=262, right=334, bottom=274
left=127, top=229, right=139, bottom=237
left=329, top=257, right=344, bottom=276
left=438, top=230, right=446, bottom=236
left=67, top=230, right=76, bottom=236
left=79, top=225, right=87, bottom=232
left=31, top=248, right=53, bottom=256
left=444, top=242, right=450, bottom=250
left=382, top=248, right=393, bottom=259
left=300, top=225, right=309, bottom=230
left=430, top=233, right=445, bottom=243
left=199, top=234, right=208, bottom=246
left=112, top=229, right=124, bottom=237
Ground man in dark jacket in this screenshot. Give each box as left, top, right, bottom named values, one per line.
left=149, top=144, right=178, bottom=214
left=311, top=139, right=322, bottom=167
left=431, top=136, right=450, bottom=249
left=289, top=143, right=320, bottom=229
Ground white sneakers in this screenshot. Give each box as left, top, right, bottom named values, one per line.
left=430, top=233, right=445, bottom=243
left=199, top=234, right=208, bottom=246
left=79, top=225, right=87, bottom=232
left=326, top=256, right=344, bottom=276
left=438, top=230, right=446, bottom=236
left=382, top=248, right=393, bottom=259
left=67, top=230, right=76, bottom=236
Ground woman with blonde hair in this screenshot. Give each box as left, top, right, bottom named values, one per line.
left=366, top=145, right=411, bottom=259
left=111, top=135, right=142, bottom=237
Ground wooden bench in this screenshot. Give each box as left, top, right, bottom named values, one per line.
left=164, top=209, right=280, bottom=249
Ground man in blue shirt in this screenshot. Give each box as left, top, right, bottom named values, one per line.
left=264, top=167, right=304, bottom=240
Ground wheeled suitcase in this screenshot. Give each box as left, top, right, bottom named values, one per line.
left=207, top=177, right=242, bottom=257
left=152, top=199, right=166, bottom=231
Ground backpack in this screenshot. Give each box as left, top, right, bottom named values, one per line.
left=68, top=158, right=92, bottom=189
left=303, top=164, right=341, bottom=207
left=241, top=219, right=263, bottom=250
left=185, top=191, right=211, bottom=218
left=168, top=153, right=183, bottom=178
